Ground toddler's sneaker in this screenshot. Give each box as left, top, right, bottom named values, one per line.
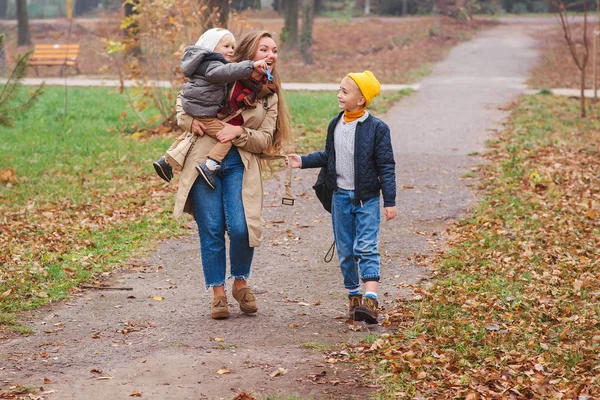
left=196, top=162, right=219, bottom=189
left=354, top=297, right=379, bottom=324
left=153, top=156, right=173, bottom=183
left=348, top=294, right=362, bottom=320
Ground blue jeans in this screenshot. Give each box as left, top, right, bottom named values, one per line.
left=189, top=147, right=254, bottom=290
left=331, top=189, right=381, bottom=290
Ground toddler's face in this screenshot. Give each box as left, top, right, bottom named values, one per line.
left=337, top=76, right=365, bottom=112
left=214, top=34, right=235, bottom=62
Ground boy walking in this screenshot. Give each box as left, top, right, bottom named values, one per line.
left=287, top=71, right=397, bottom=324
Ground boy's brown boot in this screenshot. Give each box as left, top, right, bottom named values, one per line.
left=211, top=295, right=229, bottom=319
left=232, top=286, right=258, bottom=314
left=355, top=296, right=379, bottom=324
left=348, top=294, right=363, bottom=320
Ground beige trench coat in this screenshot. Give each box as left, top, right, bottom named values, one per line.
left=173, top=92, right=278, bottom=248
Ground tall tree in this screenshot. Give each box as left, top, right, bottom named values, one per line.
left=300, top=0, right=314, bottom=64
left=554, top=0, right=590, bottom=117
left=283, top=0, right=299, bottom=49
left=16, top=0, right=30, bottom=46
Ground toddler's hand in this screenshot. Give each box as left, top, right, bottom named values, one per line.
left=253, top=58, right=268, bottom=74
left=384, top=206, right=397, bottom=221
left=286, top=154, right=302, bottom=169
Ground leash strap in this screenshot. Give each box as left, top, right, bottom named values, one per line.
left=324, top=241, right=335, bottom=263
left=260, top=154, right=294, bottom=206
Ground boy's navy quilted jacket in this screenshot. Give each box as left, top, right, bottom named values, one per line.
left=301, top=112, right=396, bottom=207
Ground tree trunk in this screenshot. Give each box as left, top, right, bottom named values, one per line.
left=283, top=0, right=299, bottom=49
left=16, top=0, right=30, bottom=46
left=300, top=0, right=314, bottom=64
left=213, top=0, right=229, bottom=28
left=123, top=0, right=140, bottom=56
left=401, top=0, right=408, bottom=15
left=364, top=0, right=370, bottom=14
left=0, top=0, right=8, bottom=19
left=202, top=0, right=229, bottom=29
left=581, top=66, right=587, bottom=117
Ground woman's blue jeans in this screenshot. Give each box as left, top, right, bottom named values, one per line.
left=189, top=147, right=254, bottom=290
left=331, top=189, right=381, bottom=290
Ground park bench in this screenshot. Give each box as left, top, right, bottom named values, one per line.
left=29, top=44, right=80, bottom=76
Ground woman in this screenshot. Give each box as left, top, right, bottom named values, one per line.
left=174, top=30, right=292, bottom=319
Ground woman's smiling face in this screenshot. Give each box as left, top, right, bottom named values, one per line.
left=253, top=36, right=278, bottom=73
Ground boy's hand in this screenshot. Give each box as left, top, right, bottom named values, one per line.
left=384, top=206, right=397, bottom=221
left=253, top=58, right=269, bottom=74
left=286, top=154, right=302, bottom=169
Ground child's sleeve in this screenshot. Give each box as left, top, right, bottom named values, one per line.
left=375, top=122, right=397, bottom=207
left=300, top=151, right=328, bottom=169
left=204, top=60, right=255, bottom=84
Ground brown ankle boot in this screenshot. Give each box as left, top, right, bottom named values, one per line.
left=355, top=296, right=378, bottom=324
left=211, top=295, right=229, bottom=319
left=348, top=294, right=363, bottom=320
left=232, top=286, right=258, bottom=314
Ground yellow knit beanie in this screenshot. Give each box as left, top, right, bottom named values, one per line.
left=347, top=70, right=381, bottom=106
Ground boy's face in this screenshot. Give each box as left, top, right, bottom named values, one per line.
left=337, top=76, right=365, bottom=112
left=214, top=34, right=235, bottom=62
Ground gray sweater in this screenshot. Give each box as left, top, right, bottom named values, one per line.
left=180, top=46, right=254, bottom=117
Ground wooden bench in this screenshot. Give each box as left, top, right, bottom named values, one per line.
left=29, top=44, right=80, bottom=76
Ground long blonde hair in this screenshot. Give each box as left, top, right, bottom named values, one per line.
left=233, top=30, right=292, bottom=155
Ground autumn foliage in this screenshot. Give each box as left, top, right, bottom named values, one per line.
left=358, top=95, right=599, bottom=398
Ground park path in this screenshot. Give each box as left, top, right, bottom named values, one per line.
left=1, top=23, right=539, bottom=400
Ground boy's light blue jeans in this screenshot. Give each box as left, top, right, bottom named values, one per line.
left=189, top=147, right=254, bottom=290
left=331, top=188, right=381, bottom=290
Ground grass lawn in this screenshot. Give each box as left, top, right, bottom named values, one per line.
left=0, top=85, right=409, bottom=332
left=361, top=94, right=600, bottom=398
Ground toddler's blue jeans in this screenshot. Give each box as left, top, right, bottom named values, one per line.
left=331, top=188, right=381, bottom=290
left=190, top=147, right=254, bottom=290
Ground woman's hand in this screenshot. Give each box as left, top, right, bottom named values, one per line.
left=191, top=119, right=206, bottom=136
left=216, top=120, right=244, bottom=143
left=384, top=206, right=397, bottom=221
left=286, top=154, right=302, bottom=169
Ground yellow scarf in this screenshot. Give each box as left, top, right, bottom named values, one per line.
left=343, top=108, right=365, bottom=123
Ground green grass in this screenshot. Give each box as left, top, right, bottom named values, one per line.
left=300, top=341, right=330, bottom=352
left=0, top=87, right=412, bottom=331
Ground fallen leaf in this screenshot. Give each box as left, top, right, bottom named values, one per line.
left=216, top=368, right=230, bottom=375
left=97, top=376, right=113, bottom=380
left=270, top=367, right=288, bottom=377
left=152, top=296, right=164, bottom=301
left=130, top=392, right=142, bottom=397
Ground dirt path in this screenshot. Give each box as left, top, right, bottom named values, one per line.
left=1, top=23, right=540, bottom=400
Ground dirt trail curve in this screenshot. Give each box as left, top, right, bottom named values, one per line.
left=1, top=23, right=540, bottom=400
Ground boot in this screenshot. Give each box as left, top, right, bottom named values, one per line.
left=355, top=296, right=378, bottom=324
left=348, top=294, right=362, bottom=320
